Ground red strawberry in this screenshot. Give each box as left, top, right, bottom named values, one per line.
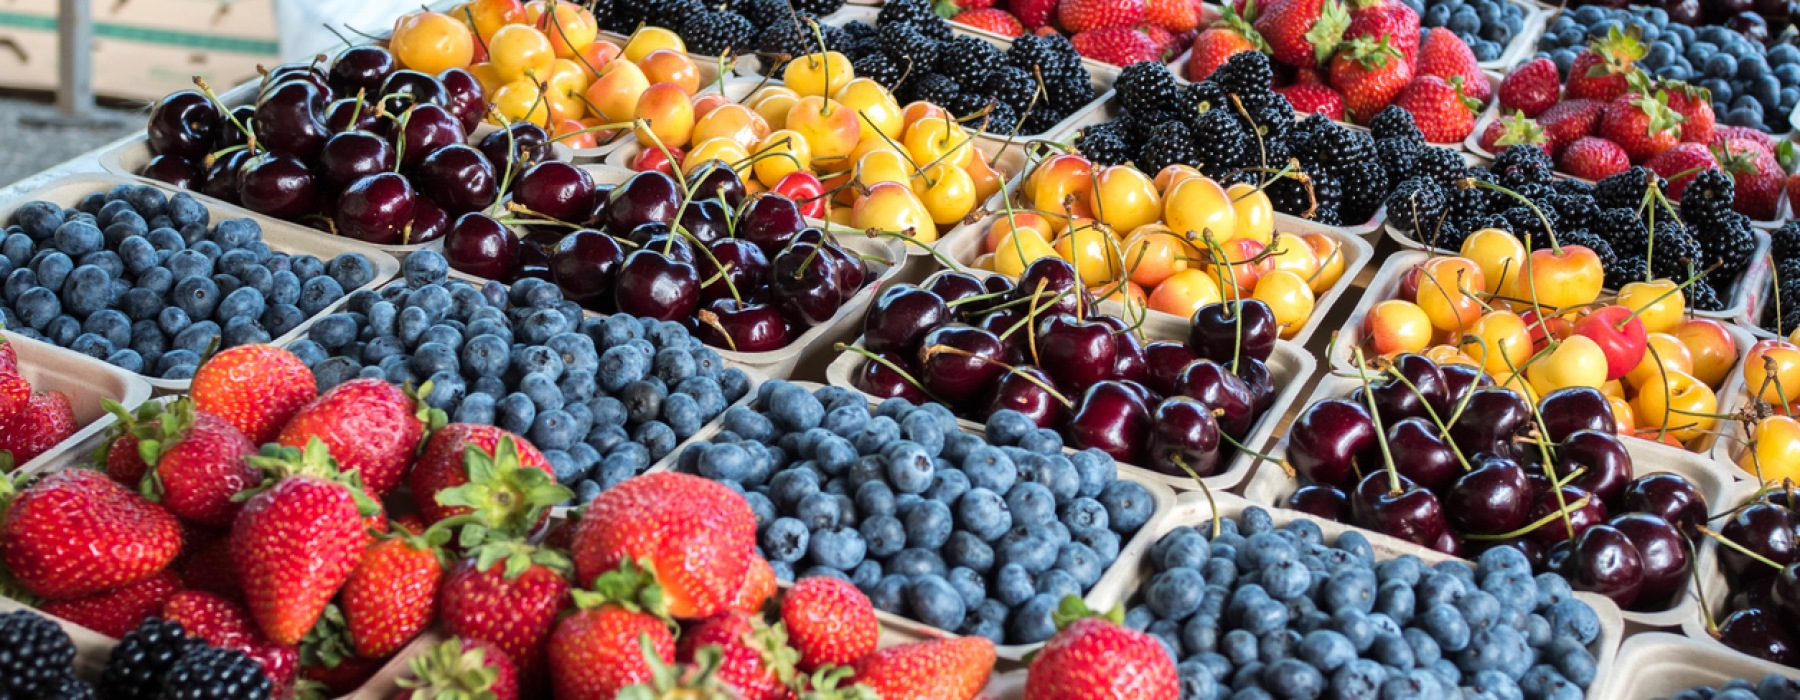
left=438, top=543, right=572, bottom=683
left=39, top=569, right=182, bottom=638
left=1478, top=112, right=1550, bottom=157
left=935, top=0, right=995, bottom=15
left=1146, top=0, right=1202, bottom=32
left=1417, top=27, right=1489, bottom=102
left=0, top=336, right=16, bottom=375
left=276, top=378, right=434, bottom=497
left=1071, top=27, right=1165, bottom=65
left=136, top=399, right=258, bottom=528
left=190, top=345, right=316, bottom=445
left=850, top=636, right=996, bottom=700
left=547, top=560, right=675, bottom=700
left=0, top=469, right=182, bottom=600
left=1716, top=126, right=1778, bottom=154
left=1186, top=6, right=1264, bottom=82
left=162, top=590, right=301, bottom=689
left=342, top=530, right=447, bottom=659
left=781, top=576, right=879, bottom=671
left=230, top=439, right=378, bottom=646
left=408, top=425, right=556, bottom=529
left=1498, top=57, right=1561, bottom=117
left=1142, top=25, right=1179, bottom=55
left=1329, top=35, right=1412, bottom=123
left=572, top=472, right=757, bottom=621
left=0, top=391, right=77, bottom=465
left=1277, top=84, right=1346, bottom=120
left=1560, top=136, right=1632, bottom=181
left=1255, top=0, right=1348, bottom=68
left=953, top=8, right=1024, bottom=36
left=1024, top=604, right=1180, bottom=699
left=1343, top=0, right=1419, bottom=66
left=1664, top=82, right=1715, bottom=144
left=301, top=652, right=385, bottom=694
left=1565, top=27, right=1645, bottom=102
left=1010, top=0, right=1058, bottom=29
left=1536, top=98, right=1606, bottom=154
left=1717, top=139, right=1785, bottom=220
left=0, top=372, right=27, bottom=420
left=1396, top=75, right=1479, bottom=142
left=731, top=555, right=777, bottom=614
left=1645, top=141, right=1719, bottom=198
left=1787, top=172, right=1800, bottom=216
left=178, top=529, right=240, bottom=599
left=1057, top=0, right=1146, bottom=32
left=677, top=612, right=796, bottom=700
left=394, top=637, right=519, bottom=700
left=1599, top=90, right=1683, bottom=163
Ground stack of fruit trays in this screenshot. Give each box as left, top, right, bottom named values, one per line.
left=1242, top=367, right=1735, bottom=630
left=1327, top=249, right=1754, bottom=456
left=0, top=330, right=152, bottom=474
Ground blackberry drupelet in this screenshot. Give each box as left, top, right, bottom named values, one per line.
left=939, top=37, right=1002, bottom=90
left=1137, top=122, right=1200, bottom=175
left=756, top=18, right=815, bottom=60
left=1608, top=256, right=1650, bottom=290
left=1595, top=167, right=1668, bottom=211
left=1335, top=160, right=1389, bottom=225
left=1503, top=205, right=1559, bottom=249
left=880, top=25, right=939, bottom=70
left=906, top=73, right=962, bottom=111
left=1309, top=169, right=1344, bottom=225
left=1553, top=179, right=1596, bottom=197
left=1211, top=51, right=1274, bottom=96
left=1680, top=169, right=1736, bottom=225
left=1023, top=109, right=1063, bottom=135
left=1376, top=137, right=1422, bottom=180
left=1688, top=280, right=1725, bottom=311
left=1075, top=122, right=1134, bottom=166
left=1417, top=147, right=1469, bottom=189
left=1444, top=185, right=1493, bottom=225
left=1116, top=61, right=1187, bottom=121
left=840, top=19, right=876, bottom=44
left=979, top=101, right=1020, bottom=135
left=1385, top=177, right=1449, bottom=235
left=942, top=91, right=987, bottom=118
left=1190, top=109, right=1249, bottom=179
left=0, top=610, right=76, bottom=698
left=1649, top=223, right=1706, bottom=281
left=608, top=0, right=699, bottom=33
left=1773, top=220, right=1800, bottom=262
left=850, top=52, right=904, bottom=87
left=101, top=618, right=202, bottom=700
left=1369, top=105, right=1424, bottom=142
left=1697, top=213, right=1757, bottom=278
left=1550, top=193, right=1599, bottom=233
left=1007, top=34, right=1059, bottom=74
left=1778, top=257, right=1800, bottom=289
left=681, top=10, right=757, bottom=58
left=160, top=647, right=272, bottom=700
left=733, top=0, right=788, bottom=31
left=789, top=0, right=845, bottom=17
left=1594, top=208, right=1649, bottom=257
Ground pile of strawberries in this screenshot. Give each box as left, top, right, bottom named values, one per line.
left=1187, top=0, right=1491, bottom=142
left=943, top=0, right=1211, bottom=65
left=0, top=336, right=77, bottom=467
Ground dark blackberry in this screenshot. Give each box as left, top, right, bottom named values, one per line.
left=1680, top=169, right=1736, bottom=225
left=1074, top=122, right=1133, bottom=166
left=985, top=66, right=1038, bottom=112
left=756, top=17, right=815, bottom=60
left=879, top=24, right=939, bottom=71
left=608, top=0, right=700, bottom=33
left=1007, top=33, right=1059, bottom=74
left=1610, top=256, right=1650, bottom=290
left=681, top=10, right=757, bottom=58
left=850, top=52, right=904, bottom=88
left=1190, top=108, right=1248, bottom=179
left=1210, top=51, right=1274, bottom=96
left=1369, top=105, right=1424, bottom=142
left=1376, top=137, right=1422, bottom=182
left=1550, top=194, right=1599, bottom=233
left=1022, top=109, right=1063, bottom=135
left=40, top=673, right=97, bottom=700
left=1553, top=179, right=1596, bottom=198
left=1237, top=92, right=1294, bottom=143
left=840, top=20, right=877, bottom=44
left=160, top=647, right=272, bottom=700
left=1187, top=80, right=1227, bottom=113
left=977, top=101, right=1020, bottom=135
left=101, top=618, right=202, bottom=700
left=1696, top=213, right=1757, bottom=278
left=938, top=36, right=1002, bottom=89
left=817, top=24, right=850, bottom=53
left=1115, top=114, right=1159, bottom=151
left=1777, top=305, right=1800, bottom=335
left=1335, top=160, right=1389, bottom=225
left=1416, top=147, right=1469, bottom=190
left=1688, top=280, right=1725, bottom=311
left=587, top=0, right=616, bottom=29
left=0, top=611, right=75, bottom=698
left=906, top=73, right=961, bottom=110
left=1503, top=206, right=1559, bottom=249
left=789, top=0, right=844, bottom=17
left=1116, top=61, right=1187, bottom=121
left=1043, top=72, right=1094, bottom=111
left=877, top=0, right=949, bottom=37
left=732, top=0, right=789, bottom=30
left=1444, top=185, right=1493, bottom=225
left=1594, top=208, right=1649, bottom=257
left=1310, top=126, right=1374, bottom=171
left=1777, top=257, right=1800, bottom=289
left=1265, top=174, right=1316, bottom=220
left=1137, top=122, right=1199, bottom=175
left=1773, top=220, right=1800, bottom=262
left=1649, top=223, right=1706, bottom=281
left=1492, top=144, right=1555, bottom=188
left=1310, top=169, right=1344, bottom=226
left=1385, top=177, right=1448, bottom=235
left=1563, top=230, right=1617, bottom=276
left=1430, top=218, right=1475, bottom=251
left=1595, top=167, right=1668, bottom=212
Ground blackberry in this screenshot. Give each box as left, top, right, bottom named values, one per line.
left=1007, top=34, right=1060, bottom=74
left=850, top=52, right=904, bottom=88
left=938, top=37, right=1002, bottom=89
left=1553, top=179, right=1596, bottom=198
left=587, top=0, right=616, bottom=29
left=1649, top=224, right=1706, bottom=281
left=941, top=91, right=987, bottom=118
left=1310, top=126, right=1374, bottom=171
left=608, top=0, right=700, bottom=33
left=1689, top=280, right=1726, bottom=311
left=1773, top=220, right=1800, bottom=262
left=1310, top=169, right=1344, bottom=226
left=1696, top=213, right=1757, bottom=278
left=1777, top=305, right=1800, bottom=335
left=681, top=10, right=757, bottom=58
left=1444, top=185, right=1493, bottom=225
left=1210, top=51, right=1274, bottom=96
left=0, top=610, right=75, bottom=698
left=1562, top=230, right=1617, bottom=276
left=1074, top=122, right=1134, bottom=166
left=1594, top=208, right=1649, bottom=257
left=977, top=101, right=1019, bottom=135
left=1376, top=137, right=1422, bottom=182
left=1595, top=167, right=1667, bottom=211
left=906, top=73, right=962, bottom=110
left=1610, top=256, right=1650, bottom=290
left=101, top=618, right=201, bottom=700
left=1187, top=80, right=1227, bottom=113
left=1680, top=169, right=1736, bottom=225
left=1043, top=71, right=1095, bottom=110
left=1503, top=206, right=1560, bottom=249
left=1236, top=92, right=1294, bottom=143
left=1022, top=109, right=1063, bottom=136
left=839, top=20, right=877, bottom=45
left=1550, top=194, right=1599, bottom=233
left=1368, top=106, right=1423, bottom=142
left=1190, top=109, right=1248, bottom=179
left=878, top=0, right=950, bottom=38
left=1492, top=144, right=1555, bottom=188
left=1116, top=61, right=1187, bottom=121
left=1335, top=159, right=1389, bottom=225
left=1417, top=147, right=1469, bottom=189
left=1778, top=257, right=1800, bottom=289
left=1137, top=122, right=1200, bottom=175
left=41, top=673, right=97, bottom=700
left=789, top=0, right=844, bottom=17
left=879, top=24, right=939, bottom=71
left=1116, top=114, right=1159, bottom=151
left=733, top=0, right=790, bottom=31
left=160, top=647, right=273, bottom=700
left=756, top=18, right=815, bottom=60
left=1385, top=177, right=1448, bottom=235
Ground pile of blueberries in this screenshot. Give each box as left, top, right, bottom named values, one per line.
left=672, top=380, right=1161, bottom=646
left=285, top=250, right=752, bottom=503
left=1536, top=6, right=1800, bottom=132
left=1405, top=0, right=1529, bottom=63
left=0, top=185, right=370, bottom=380
left=1129, top=507, right=1606, bottom=700
left=1659, top=675, right=1800, bottom=700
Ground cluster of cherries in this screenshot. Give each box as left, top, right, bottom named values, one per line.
left=445, top=163, right=874, bottom=353
left=142, top=44, right=556, bottom=246
left=1284, top=358, right=1706, bottom=613
left=1705, top=485, right=1800, bottom=667
left=848, top=255, right=1281, bottom=476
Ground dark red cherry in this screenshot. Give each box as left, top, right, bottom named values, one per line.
left=1286, top=484, right=1351, bottom=522
left=916, top=325, right=1007, bottom=404
left=738, top=194, right=807, bottom=256
left=1353, top=471, right=1451, bottom=552
left=1067, top=380, right=1151, bottom=464
left=687, top=160, right=747, bottom=209
left=255, top=81, right=330, bottom=158
left=1148, top=396, right=1222, bottom=479
left=202, top=150, right=251, bottom=204
left=772, top=243, right=847, bottom=325
left=1190, top=299, right=1277, bottom=365
left=394, top=104, right=466, bottom=171
left=1609, top=513, right=1689, bottom=611
left=1720, top=503, right=1798, bottom=584
left=236, top=152, right=318, bottom=219
left=1538, top=387, right=1616, bottom=443
left=820, top=243, right=866, bottom=293
left=1173, top=360, right=1254, bottom=438
left=1286, top=399, right=1377, bottom=488
left=677, top=199, right=731, bottom=244
left=550, top=229, right=626, bottom=306
left=1386, top=417, right=1458, bottom=492
left=603, top=170, right=681, bottom=234
left=924, top=271, right=990, bottom=314
left=143, top=156, right=200, bottom=190
left=1566, top=523, right=1645, bottom=607
left=436, top=67, right=485, bottom=131
left=1526, top=485, right=1608, bottom=547
left=855, top=353, right=929, bottom=404
left=1035, top=314, right=1118, bottom=391
left=1556, top=430, right=1633, bottom=510
left=1440, top=363, right=1494, bottom=403
left=328, top=45, right=397, bottom=98
left=974, top=308, right=1029, bottom=365
left=1447, top=388, right=1529, bottom=449
left=1623, top=473, right=1708, bottom=538
left=983, top=365, right=1066, bottom=429
left=318, top=131, right=397, bottom=190
left=335, top=173, right=416, bottom=244
left=865, top=285, right=951, bottom=357
left=1719, top=607, right=1799, bottom=666
left=1142, top=341, right=1198, bottom=397
left=697, top=298, right=792, bottom=353
left=1447, top=455, right=1532, bottom=536
left=1390, top=353, right=1451, bottom=416
left=147, top=90, right=220, bottom=161
left=516, top=161, right=596, bottom=224
left=324, top=98, right=385, bottom=134
left=444, top=213, right=520, bottom=280
left=613, top=249, right=700, bottom=321
left=1013, top=257, right=1086, bottom=317
left=478, top=122, right=551, bottom=180
left=413, top=145, right=497, bottom=215
left=409, top=197, right=449, bottom=244
left=698, top=238, right=770, bottom=304
left=378, top=70, right=449, bottom=116
left=214, top=106, right=256, bottom=150
left=1091, top=315, right=1148, bottom=386
left=263, top=63, right=331, bottom=98
left=1233, top=357, right=1274, bottom=414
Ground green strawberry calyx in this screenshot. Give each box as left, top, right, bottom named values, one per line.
left=432, top=435, right=573, bottom=542
left=468, top=537, right=572, bottom=583
left=571, top=557, right=671, bottom=623
left=1050, top=594, right=1127, bottom=630
left=1493, top=110, right=1548, bottom=147
left=1446, top=75, right=1483, bottom=114
left=617, top=633, right=735, bottom=700
left=794, top=665, right=880, bottom=700
left=1585, top=25, right=1646, bottom=77
left=396, top=637, right=507, bottom=700
left=89, top=398, right=165, bottom=469
left=132, top=397, right=200, bottom=503
left=299, top=603, right=357, bottom=670
left=1219, top=0, right=1269, bottom=53
left=1338, top=34, right=1402, bottom=70
left=1630, top=89, right=1685, bottom=141
left=236, top=438, right=380, bottom=516
left=1305, top=0, right=1352, bottom=66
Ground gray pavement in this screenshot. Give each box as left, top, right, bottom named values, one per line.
left=0, top=94, right=140, bottom=189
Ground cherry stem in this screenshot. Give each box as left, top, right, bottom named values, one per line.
left=1218, top=431, right=1281, bottom=463
left=835, top=343, right=945, bottom=405
left=191, top=76, right=257, bottom=153
left=924, top=344, right=1073, bottom=408
left=1698, top=526, right=1785, bottom=570
left=998, top=285, right=1074, bottom=340
left=1352, top=348, right=1402, bottom=495
left=944, top=289, right=1012, bottom=308
left=695, top=309, right=738, bottom=352
left=1553, top=465, right=1588, bottom=489
left=1465, top=494, right=1593, bottom=541
left=1168, top=456, right=1225, bottom=538
left=1614, top=261, right=1718, bottom=330
left=1027, top=278, right=1049, bottom=365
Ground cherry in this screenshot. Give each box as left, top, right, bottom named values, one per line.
left=687, top=161, right=747, bottom=209
left=1143, top=341, right=1199, bottom=397
left=1148, top=396, right=1223, bottom=478
left=412, top=145, right=498, bottom=215
left=202, top=149, right=251, bottom=204
left=549, top=229, right=625, bottom=306
left=975, top=308, right=1030, bottom=365
left=318, top=131, right=397, bottom=190
left=698, top=238, right=770, bottom=304
left=677, top=199, right=732, bottom=244
left=1353, top=471, right=1451, bottom=551
left=255, top=81, right=330, bottom=158
left=1093, top=315, right=1149, bottom=386
left=864, top=285, right=950, bottom=357
left=378, top=70, right=449, bottom=116
left=1014, top=257, right=1086, bottom=317
left=335, top=173, right=416, bottom=244
left=1036, top=314, right=1118, bottom=390
left=602, top=170, right=681, bottom=234
left=1623, top=473, right=1708, bottom=538
left=1286, top=484, right=1351, bottom=522
left=738, top=194, right=807, bottom=256
left=820, top=242, right=866, bottom=293
left=1190, top=299, right=1277, bottom=365
left=143, top=155, right=200, bottom=190
left=1446, top=388, right=1529, bottom=452
left=237, top=152, right=318, bottom=219
left=264, top=64, right=331, bottom=98
left=1386, top=417, right=1459, bottom=492
left=1720, top=503, right=1798, bottom=584
left=410, top=196, right=449, bottom=244
left=916, top=326, right=1007, bottom=404
left=1174, top=360, right=1254, bottom=438
left=147, top=90, right=220, bottom=161
left=1538, top=387, right=1616, bottom=443
left=697, top=299, right=792, bottom=353
left=634, top=230, right=696, bottom=265
left=394, top=104, right=467, bottom=171
left=1440, top=363, right=1494, bottom=404
left=516, top=161, right=596, bottom=224
left=437, top=67, right=486, bottom=131
left=214, top=106, right=256, bottom=150
left=1447, top=455, right=1533, bottom=535
left=924, top=272, right=990, bottom=314
left=1287, top=399, right=1377, bottom=488
left=1067, top=380, right=1151, bottom=464
left=324, top=98, right=384, bottom=134
left=854, top=353, right=930, bottom=404
left=328, top=45, right=397, bottom=98
left=613, top=249, right=700, bottom=321
left=1234, top=357, right=1275, bottom=414
left=771, top=243, right=846, bottom=325
left=444, top=213, right=520, bottom=280
left=984, top=365, right=1067, bottom=429
left=1556, top=430, right=1633, bottom=510
left=1392, top=354, right=1452, bottom=416
left=1526, top=485, right=1608, bottom=547
left=1719, top=607, right=1799, bottom=666
left=478, top=122, right=551, bottom=180
left=1609, top=513, right=1688, bottom=610
left=1566, top=523, right=1645, bottom=607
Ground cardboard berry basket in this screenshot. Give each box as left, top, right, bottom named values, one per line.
left=1729, top=255, right=1791, bottom=342
left=0, top=175, right=403, bottom=394
left=1, top=329, right=153, bottom=475
left=638, top=379, right=1179, bottom=662
left=1594, top=632, right=1800, bottom=700
left=823, top=307, right=1317, bottom=494
left=1239, top=372, right=1739, bottom=630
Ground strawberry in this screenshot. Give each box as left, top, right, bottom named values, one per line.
left=178, top=528, right=240, bottom=599
left=953, top=8, right=1024, bottom=36
left=342, top=529, right=448, bottom=659
left=1536, top=98, right=1606, bottom=154
left=1664, top=82, right=1715, bottom=144
left=92, top=400, right=165, bottom=487
left=1478, top=112, right=1550, bottom=157
left=1560, top=136, right=1632, bottom=181
left=548, top=560, right=676, bottom=700
left=1141, top=25, right=1178, bottom=56
left=301, top=649, right=386, bottom=694
left=408, top=425, right=558, bottom=529
left=230, top=440, right=379, bottom=646
left=1145, top=0, right=1201, bottom=32
left=1343, top=0, right=1419, bottom=66
left=1330, top=35, right=1413, bottom=124
left=1717, top=139, right=1785, bottom=220
left=1257, top=0, right=1348, bottom=68
left=0, top=336, right=16, bottom=375
left=935, top=0, right=995, bottom=15
left=1599, top=90, right=1682, bottom=163
left=1498, top=57, right=1561, bottom=117
left=395, top=636, right=519, bottom=700
left=135, top=399, right=259, bottom=528
left=1565, top=27, right=1645, bottom=102
left=39, top=569, right=182, bottom=638
left=676, top=612, right=796, bottom=700
left=781, top=576, right=879, bottom=671
left=1186, top=5, right=1264, bottom=82
left=1010, top=0, right=1058, bottom=30
left=572, top=472, right=758, bottom=621
left=1717, top=126, right=1778, bottom=154
left=190, top=345, right=317, bottom=445
left=1277, top=84, right=1345, bottom=120
left=1071, top=27, right=1165, bottom=65
left=0, top=372, right=27, bottom=420
left=0, top=469, right=182, bottom=600
left=162, top=590, right=301, bottom=689
left=277, top=377, right=436, bottom=497
left=0, top=391, right=77, bottom=465
left=1645, top=141, right=1719, bottom=198
left=1395, top=75, right=1479, bottom=142
left=1788, top=172, right=1800, bottom=217
left=1023, top=602, right=1180, bottom=699
left=1057, top=0, right=1145, bottom=32
left=619, top=637, right=744, bottom=698
left=1416, top=27, right=1488, bottom=102
left=850, top=636, right=996, bottom=700
left=439, top=543, right=572, bottom=683
left=732, top=555, right=777, bottom=614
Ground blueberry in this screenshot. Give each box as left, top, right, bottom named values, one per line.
left=944, top=531, right=994, bottom=573
left=903, top=499, right=953, bottom=549
left=767, top=382, right=825, bottom=432
left=809, top=527, right=866, bottom=570
left=1545, top=599, right=1600, bottom=644
left=632, top=421, right=678, bottom=460
left=905, top=575, right=967, bottom=631
left=761, top=517, right=809, bottom=563
left=1534, top=572, right=1573, bottom=609
left=496, top=392, right=537, bottom=435
left=52, top=220, right=103, bottom=258
left=882, top=441, right=936, bottom=494
left=1008, top=593, right=1060, bottom=644
left=1002, top=480, right=1054, bottom=529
